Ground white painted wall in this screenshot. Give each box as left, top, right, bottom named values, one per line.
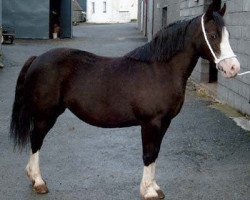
left=130, top=0, right=138, bottom=20
left=87, top=0, right=138, bottom=23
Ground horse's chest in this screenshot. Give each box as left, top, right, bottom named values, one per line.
left=162, top=90, right=184, bottom=117
left=134, top=84, right=184, bottom=119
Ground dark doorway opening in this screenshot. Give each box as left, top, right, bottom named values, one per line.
left=50, top=0, right=72, bottom=39
left=162, top=7, right=168, bottom=27
left=143, top=1, right=147, bottom=37
left=50, top=0, right=61, bottom=39
left=209, top=63, right=218, bottom=83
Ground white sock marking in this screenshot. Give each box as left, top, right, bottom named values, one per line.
left=140, top=162, right=160, bottom=198
left=26, top=151, right=45, bottom=186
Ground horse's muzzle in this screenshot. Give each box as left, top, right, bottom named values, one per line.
left=218, top=57, right=240, bottom=78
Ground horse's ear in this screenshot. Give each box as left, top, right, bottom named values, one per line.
left=218, top=3, right=226, bottom=16
left=205, top=0, right=222, bottom=19
left=212, top=0, right=222, bottom=11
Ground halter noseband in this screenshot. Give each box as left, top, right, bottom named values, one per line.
left=201, top=14, right=237, bottom=69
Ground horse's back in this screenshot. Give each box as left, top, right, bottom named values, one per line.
left=21, top=47, right=179, bottom=128
left=22, top=48, right=137, bottom=126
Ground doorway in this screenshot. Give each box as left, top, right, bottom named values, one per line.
left=50, top=0, right=72, bottom=39
left=162, top=6, right=168, bottom=27
left=209, top=63, right=217, bottom=83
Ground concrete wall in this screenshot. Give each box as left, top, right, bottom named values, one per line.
left=146, top=0, right=154, bottom=40
left=137, top=0, right=143, bottom=32
left=138, top=0, right=180, bottom=41
left=137, top=0, right=148, bottom=36
left=180, top=0, right=205, bottom=19
left=3, top=0, right=50, bottom=39
left=87, top=0, right=137, bottom=23
left=217, top=0, right=250, bottom=115
left=153, top=0, right=180, bottom=36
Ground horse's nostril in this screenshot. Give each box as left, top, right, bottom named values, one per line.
left=231, top=66, right=235, bottom=71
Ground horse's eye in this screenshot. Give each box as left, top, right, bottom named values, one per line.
left=211, top=33, right=218, bottom=39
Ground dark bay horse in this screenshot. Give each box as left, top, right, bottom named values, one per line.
left=10, top=1, right=240, bottom=199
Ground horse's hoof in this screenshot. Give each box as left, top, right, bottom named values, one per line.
left=143, top=198, right=159, bottom=200
left=33, top=184, right=49, bottom=194
left=156, top=190, right=165, bottom=199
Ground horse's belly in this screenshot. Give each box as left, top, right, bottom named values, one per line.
left=67, top=101, right=138, bottom=128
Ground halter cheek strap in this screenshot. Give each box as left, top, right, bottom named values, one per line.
left=201, top=14, right=237, bottom=67
left=201, top=14, right=250, bottom=76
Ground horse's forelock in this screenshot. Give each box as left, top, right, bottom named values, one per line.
left=212, top=12, right=225, bottom=30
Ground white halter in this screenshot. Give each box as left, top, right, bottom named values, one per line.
left=201, top=14, right=250, bottom=76
left=201, top=14, right=237, bottom=66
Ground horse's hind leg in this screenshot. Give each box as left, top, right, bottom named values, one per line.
left=140, top=118, right=171, bottom=200
left=26, top=151, right=47, bottom=193
left=26, top=115, right=58, bottom=194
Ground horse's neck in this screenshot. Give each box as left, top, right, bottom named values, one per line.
left=164, top=46, right=200, bottom=85
left=171, top=18, right=201, bottom=83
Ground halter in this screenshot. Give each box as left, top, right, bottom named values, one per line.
left=201, top=14, right=236, bottom=67
left=201, top=14, right=249, bottom=76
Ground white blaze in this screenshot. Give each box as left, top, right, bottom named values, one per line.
left=201, top=14, right=236, bottom=64
left=201, top=14, right=240, bottom=77
left=218, top=27, right=241, bottom=77
left=219, top=27, right=236, bottom=61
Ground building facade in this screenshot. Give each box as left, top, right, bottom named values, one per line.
left=87, top=0, right=138, bottom=23
left=78, top=0, right=87, bottom=12
left=3, top=0, right=72, bottom=39
left=138, top=0, right=250, bottom=115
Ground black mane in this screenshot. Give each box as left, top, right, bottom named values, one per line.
left=125, top=18, right=194, bottom=63
left=126, top=13, right=225, bottom=63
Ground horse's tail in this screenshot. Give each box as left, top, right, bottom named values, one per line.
left=10, top=56, right=37, bottom=149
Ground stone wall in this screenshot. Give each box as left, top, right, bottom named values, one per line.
left=218, top=0, right=250, bottom=115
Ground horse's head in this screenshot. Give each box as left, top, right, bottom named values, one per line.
left=198, top=0, right=240, bottom=78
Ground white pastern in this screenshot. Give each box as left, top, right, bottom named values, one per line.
left=140, top=163, right=160, bottom=199
left=26, top=151, right=45, bottom=187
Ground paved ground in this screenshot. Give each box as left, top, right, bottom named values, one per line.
left=0, top=23, right=249, bottom=200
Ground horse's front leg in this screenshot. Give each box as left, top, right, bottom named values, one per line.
left=140, top=118, right=170, bottom=200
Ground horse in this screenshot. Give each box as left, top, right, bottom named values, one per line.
left=10, top=0, right=240, bottom=199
